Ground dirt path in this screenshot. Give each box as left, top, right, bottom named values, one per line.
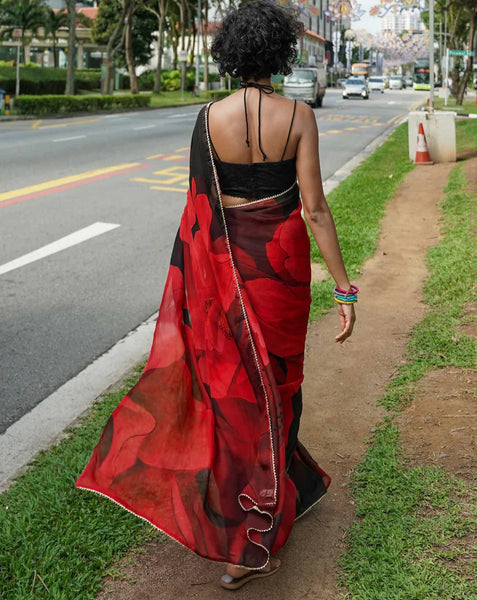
left=97, top=162, right=459, bottom=600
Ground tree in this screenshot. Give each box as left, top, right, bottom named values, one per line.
left=0, top=0, right=47, bottom=64
left=92, top=0, right=127, bottom=94
left=144, top=0, right=171, bottom=93
left=93, top=0, right=156, bottom=94
left=423, top=0, right=476, bottom=105
left=43, top=6, right=68, bottom=68
left=65, top=0, right=76, bottom=94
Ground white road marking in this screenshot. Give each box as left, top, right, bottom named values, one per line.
left=168, top=113, right=197, bottom=120
left=387, top=101, right=397, bottom=105
left=133, top=125, right=156, bottom=130
left=0, top=222, right=120, bottom=276
left=53, top=135, right=86, bottom=142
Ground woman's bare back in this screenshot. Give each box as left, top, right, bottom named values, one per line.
left=208, top=89, right=303, bottom=206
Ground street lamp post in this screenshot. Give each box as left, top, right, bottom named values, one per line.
left=195, top=0, right=201, bottom=96
left=429, top=0, right=435, bottom=110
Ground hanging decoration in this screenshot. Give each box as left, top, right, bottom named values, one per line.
left=325, top=0, right=365, bottom=22
left=369, top=0, right=427, bottom=18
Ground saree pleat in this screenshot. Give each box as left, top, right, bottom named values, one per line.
left=76, top=105, right=330, bottom=568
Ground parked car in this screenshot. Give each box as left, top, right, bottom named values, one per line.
left=283, top=66, right=326, bottom=107
left=337, top=78, right=347, bottom=89
left=368, top=76, right=385, bottom=93
left=389, top=76, right=404, bottom=90
left=404, top=75, right=413, bottom=88
left=342, top=76, right=369, bottom=99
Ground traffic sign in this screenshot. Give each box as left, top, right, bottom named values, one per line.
left=448, top=50, right=473, bottom=56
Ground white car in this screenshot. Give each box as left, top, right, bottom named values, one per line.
left=342, top=77, right=369, bottom=99
left=389, top=76, right=404, bottom=90
left=368, top=76, right=385, bottom=93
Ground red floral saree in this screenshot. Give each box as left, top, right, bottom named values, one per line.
left=76, top=104, right=330, bottom=569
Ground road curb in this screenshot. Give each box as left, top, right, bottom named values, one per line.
left=0, top=113, right=408, bottom=493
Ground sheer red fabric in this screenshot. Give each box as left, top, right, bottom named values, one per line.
left=76, top=105, right=330, bottom=568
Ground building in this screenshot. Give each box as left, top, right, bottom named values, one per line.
left=381, top=8, right=422, bottom=35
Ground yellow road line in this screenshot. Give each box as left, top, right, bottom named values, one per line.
left=0, top=163, right=139, bottom=203
left=175, top=147, right=189, bottom=152
left=31, top=118, right=102, bottom=130
left=146, top=153, right=165, bottom=160
left=150, top=186, right=186, bottom=193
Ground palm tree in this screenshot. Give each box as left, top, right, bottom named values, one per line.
left=0, top=0, right=47, bottom=64
left=43, top=6, right=68, bottom=68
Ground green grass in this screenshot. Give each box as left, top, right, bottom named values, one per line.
left=0, top=364, right=159, bottom=600
left=380, top=165, right=476, bottom=411
left=148, top=90, right=209, bottom=107
left=456, top=118, right=477, bottom=154
left=340, top=422, right=476, bottom=600
left=309, top=122, right=414, bottom=320
left=340, top=162, right=477, bottom=599
left=434, top=96, right=477, bottom=115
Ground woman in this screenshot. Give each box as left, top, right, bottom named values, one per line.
left=77, top=0, right=356, bottom=591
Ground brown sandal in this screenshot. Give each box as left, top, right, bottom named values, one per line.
left=220, top=558, right=281, bottom=590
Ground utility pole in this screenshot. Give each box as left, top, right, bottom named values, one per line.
left=195, top=0, right=201, bottom=96
left=429, top=0, right=435, bottom=110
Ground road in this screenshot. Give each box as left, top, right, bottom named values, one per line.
left=0, top=87, right=421, bottom=434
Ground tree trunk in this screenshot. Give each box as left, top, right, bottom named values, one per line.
left=202, top=0, right=208, bottom=91
left=53, top=39, right=58, bottom=68
left=455, top=11, right=475, bottom=105
left=103, top=5, right=127, bottom=95
left=154, top=16, right=165, bottom=93
left=65, top=0, right=76, bottom=95
left=124, top=2, right=138, bottom=94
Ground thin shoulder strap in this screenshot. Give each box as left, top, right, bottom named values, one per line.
left=280, top=100, right=297, bottom=161
left=208, top=101, right=221, bottom=161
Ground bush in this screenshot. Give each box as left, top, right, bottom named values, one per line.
left=208, top=90, right=233, bottom=100
left=0, top=66, right=101, bottom=95
left=138, top=70, right=155, bottom=91
left=162, top=69, right=181, bottom=91
left=14, top=94, right=151, bottom=115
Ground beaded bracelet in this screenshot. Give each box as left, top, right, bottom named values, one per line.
left=333, top=284, right=359, bottom=305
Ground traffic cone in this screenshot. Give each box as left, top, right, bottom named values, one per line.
left=414, top=122, right=433, bottom=165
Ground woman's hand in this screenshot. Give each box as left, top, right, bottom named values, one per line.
left=335, top=303, right=356, bottom=344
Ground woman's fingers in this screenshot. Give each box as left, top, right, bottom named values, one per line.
left=334, top=304, right=356, bottom=343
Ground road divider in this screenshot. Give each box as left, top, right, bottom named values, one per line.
left=0, top=222, right=120, bottom=276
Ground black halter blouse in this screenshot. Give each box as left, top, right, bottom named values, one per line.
left=211, top=82, right=298, bottom=200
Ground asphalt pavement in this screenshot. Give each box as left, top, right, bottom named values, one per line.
left=0, top=87, right=421, bottom=435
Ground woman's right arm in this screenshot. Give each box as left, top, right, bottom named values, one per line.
left=295, top=103, right=356, bottom=343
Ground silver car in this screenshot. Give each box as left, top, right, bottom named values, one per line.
left=389, top=76, right=404, bottom=90
left=342, top=76, right=369, bottom=99
left=368, top=76, right=385, bottom=93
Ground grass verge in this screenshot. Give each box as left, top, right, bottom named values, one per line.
left=434, top=96, right=477, bottom=115
left=339, top=162, right=477, bottom=599
left=309, top=122, right=413, bottom=320
left=456, top=117, right=477, bottom=154
left=0, top=364, right=157, bottom=600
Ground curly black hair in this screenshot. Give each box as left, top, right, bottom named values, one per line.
left=210, top=1, right=304, bottom=80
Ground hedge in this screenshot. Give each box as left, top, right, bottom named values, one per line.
left=208, top=90, right=233, bottom=100
left=13, top=94, right=150, bottom=115
left=0, top=66, right=101, bottom=95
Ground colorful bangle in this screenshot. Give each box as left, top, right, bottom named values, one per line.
left=333, top=284, right=359, bottom=304
left=334, top=284, right=359, bottom=295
